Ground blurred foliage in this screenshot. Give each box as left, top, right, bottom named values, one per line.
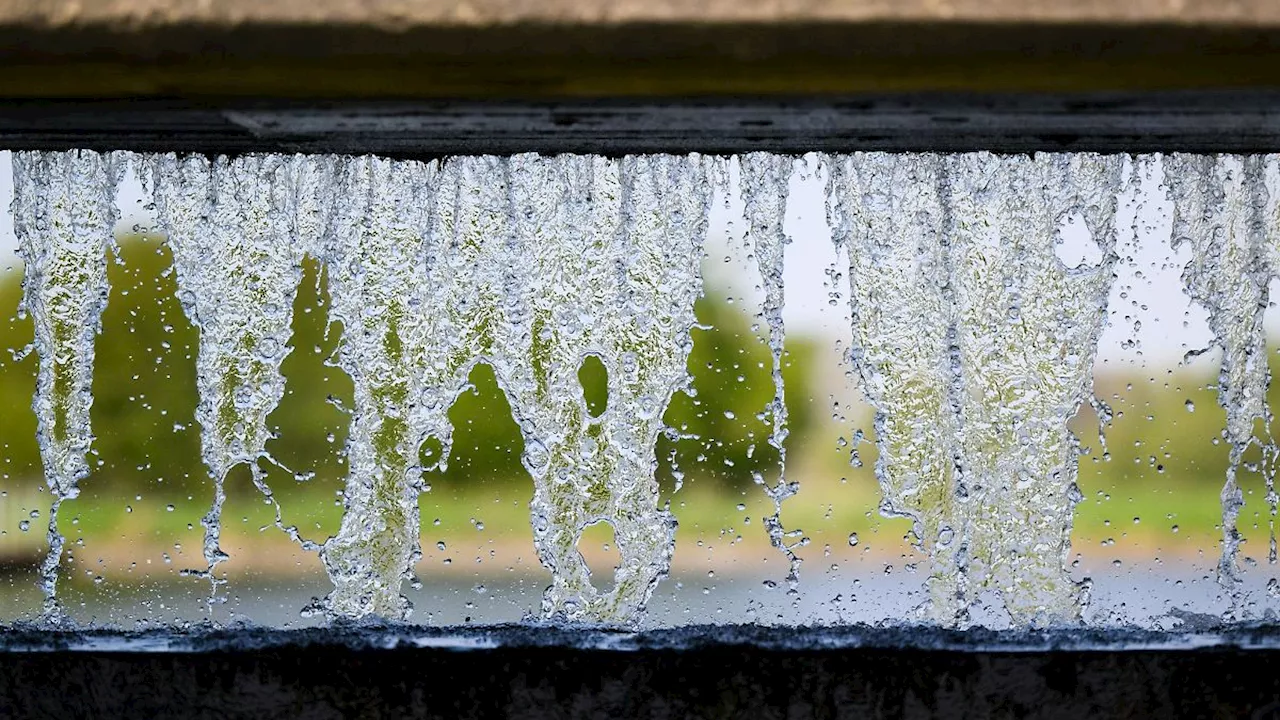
left=0, top=231, right=1268, bottom=567
left=658, top=294, right=816, bottom=492
left=0, top=235, right=818, bottom=507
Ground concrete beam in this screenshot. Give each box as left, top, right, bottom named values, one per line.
left=5, top=1, right=1280, bottom=28
left=4, top=625, right=1280, bottom=718
left=5, top=93, right=1280, bottom=155
left=0, top=1, right=1279, bottom=98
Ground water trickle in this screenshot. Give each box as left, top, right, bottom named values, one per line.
left=315, top=155, right=479, bottom=620
left=738, top=152, right=803, bottom=592
left=146, top=154, right=324, bottom=604
left=1164, top=154, right=1279, bottom=590
left=826, top=152, right=1122, bottom=626
left=12, top=150, right=124, bottom=622
left=15, top=148, right=1266, bottom=630
left=503, top=154, right=710, bottom=623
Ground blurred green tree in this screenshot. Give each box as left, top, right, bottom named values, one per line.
left=0, top=235, right=819, bottom=503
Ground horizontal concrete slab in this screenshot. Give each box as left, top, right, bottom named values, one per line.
left=3, top=93, right=1280, bottom=154
left=6, top=1, right=1280, bottom=28
left=4, top=624, right=1280, bottom=718
left=1, top=2, right=1280, bottom=97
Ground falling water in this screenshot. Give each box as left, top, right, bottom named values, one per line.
left=1164, top=154, right=1279, bottom=593
left=317, top=156, right=469, bottom=620
left=313, top=153, right=710, bottom=623
left=147, top=154, right=323, bottom=601
left=503, top=154, right=709, bottom=622
left=12, top=150, right=123, bottom=621
left=948, top=153, right=1122, bottom=626
left=827, top=152, right=1123, bottom=626
left=737, top=153, right=804, bottom=592
left=825, top=152, right=960, bottom=621
left=14, top=148, right=1280, bottom=629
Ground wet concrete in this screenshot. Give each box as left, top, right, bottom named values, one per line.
left=3, top=92, right=1280, bottom=155
left=2, top=624, right=1279, bottom=718
left=0, top=6, right=1279, bottom=97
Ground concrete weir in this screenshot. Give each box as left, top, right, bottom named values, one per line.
left=4, top=2, right=1280, bottom=718
left=5, top=625, right=1280, bottom=718
left=1, top=1, right=1280, bottom=98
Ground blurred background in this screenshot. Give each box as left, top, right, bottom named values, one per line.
left=0, top=153, right=1274, bottom=629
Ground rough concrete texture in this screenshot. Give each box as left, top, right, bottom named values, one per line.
left=2, top=0, right=1280, bottom=28
left=0, top=1, right=1276, bottom=99
left=5, top=93, right=1280, bottom=155
left=4, top=623, right=1280, bottom=719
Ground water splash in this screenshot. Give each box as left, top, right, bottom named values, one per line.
left=1165, top=154, right=1278, bottom=595
left=827, top=152, right=1122, bottom=626
left=504, top=154, right=709, bottom=623
left=948, top=153, right=1122, bottom=626
left=146, top=154, right=325, bottom=606
left=316, top=155, right=476, bottom=620
left=12, top=150, right=123, bottom=623
left=16, top=148, right=1249, bottom=631
left=826, top=152, right=961, bottom=621
left=738, top=152, right=804, bottom=592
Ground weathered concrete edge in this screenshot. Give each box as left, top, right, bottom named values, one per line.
left=6, top=0, right=1280, bottom=29
left=4, top=623, right=1280, bottom=719
left=2, top=93, right=1280, bottom=155
left=4, top=622, right=1280, bottom=653
left=0, top=21, right=1279, bottom=98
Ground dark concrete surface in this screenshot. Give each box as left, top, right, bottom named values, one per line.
left=3, top=92, right=1280, bottom=155
left=2, top=624, right=1279, bottom=719
left=0, top=11, right=1279, bottom=98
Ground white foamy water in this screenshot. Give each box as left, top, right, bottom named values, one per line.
left=503, top=154, right=709, bottom=622
left=146, top=154, right=323, bottom=603
left=7, top=150, right=1280, bottom=631
left=12, top=151, right=122, bottom=622
left=1164, top=154, right=1280, bottom=601
left=825, top=152, right=1123, bottom=626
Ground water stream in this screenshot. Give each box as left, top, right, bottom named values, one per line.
left=8, top=150, right=1278, bottom=628
left=13, top=150, right=123, bottom=622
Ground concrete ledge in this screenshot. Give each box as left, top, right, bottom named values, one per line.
left=3, top=624, right=1280, bottom=719
left=3, top=93, right=1280, bottom=155
left=7, top=1, right=1280, bottom=28
left=1, top=2, right=1280, bottom=97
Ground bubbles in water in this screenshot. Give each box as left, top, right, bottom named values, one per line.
left=147, top=153, right=323, bottom=602
left=313, top=156, right=467, bottom=620
left=14, top=150, right=124, bottom=622
left=1165, top=153, right=1280, bottom=590
left=12, top=148, right=1278, bottom=631
left=500, top=154, right=710, bottom=623
left=826, top=152, right=1123, bottom=626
